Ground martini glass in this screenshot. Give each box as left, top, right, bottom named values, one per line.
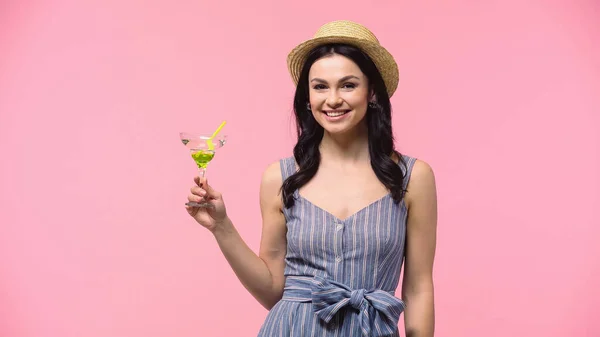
left=180, top=132, right=227, bottom=208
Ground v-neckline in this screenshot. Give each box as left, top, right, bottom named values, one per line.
left=296, top=192, right=392, bottom=223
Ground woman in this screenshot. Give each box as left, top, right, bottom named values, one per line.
left=186, top=20, right=437, bottom=337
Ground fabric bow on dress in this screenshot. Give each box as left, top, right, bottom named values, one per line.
left=284, top=275, right=406, bottom=337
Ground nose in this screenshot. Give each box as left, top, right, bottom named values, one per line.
left=326, top=91, right=343, bottom=108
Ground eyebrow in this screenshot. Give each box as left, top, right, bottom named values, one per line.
left=310, top=75, right=361, bottom=83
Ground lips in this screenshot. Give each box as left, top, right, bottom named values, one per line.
left=322, top=110, right=350, bottom=117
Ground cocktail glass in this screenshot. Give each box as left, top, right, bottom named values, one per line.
left=180, top=132, right=227, bottom=208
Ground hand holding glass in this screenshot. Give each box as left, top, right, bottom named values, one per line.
left=180, top=132, right=227, bottom=208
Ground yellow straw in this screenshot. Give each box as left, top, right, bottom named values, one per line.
left=207, top=121, right=226, bottom=150
left=211, top=121, right=226, bottom=138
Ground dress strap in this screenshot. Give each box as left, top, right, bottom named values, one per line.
left=400, top=154, right=418, bottom=191
left=279, top=156, right=297, bottom=181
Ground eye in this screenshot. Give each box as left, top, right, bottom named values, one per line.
left=342, top=83, right=357, bottom=89
left=313, top=84, right=327, bottom=90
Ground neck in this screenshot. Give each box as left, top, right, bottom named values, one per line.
left=319, top=124, right=370, bottom=164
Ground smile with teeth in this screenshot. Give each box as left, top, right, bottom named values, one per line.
left=323, top=110, right=350, bottom=117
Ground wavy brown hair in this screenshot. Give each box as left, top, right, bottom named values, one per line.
left=281, top=43, right=408, bottom=208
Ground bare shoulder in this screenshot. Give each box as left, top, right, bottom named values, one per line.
left=405, top=159, right=437, bottom=208
left=259, top=160, right=285, bottom=211
left=410, top=159, right=436, bottom=184
left=261, top=160, right=284, bottom=193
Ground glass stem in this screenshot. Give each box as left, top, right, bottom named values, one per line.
left=198, top=168, right=207, bottom=178
left=198, top=168, right=208, bottom=205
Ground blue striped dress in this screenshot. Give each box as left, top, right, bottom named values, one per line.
left=257, top=155, right=417, bottom=337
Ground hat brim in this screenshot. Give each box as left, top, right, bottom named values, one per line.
left=287, top=36, right=399, bottom=98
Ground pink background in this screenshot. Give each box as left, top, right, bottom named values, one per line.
left=1, top=0, right=598, bottom=336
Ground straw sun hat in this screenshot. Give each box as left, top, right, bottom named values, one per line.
left=286, top=20, right=399, bottom=98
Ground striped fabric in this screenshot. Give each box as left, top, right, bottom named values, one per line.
left=257, top=155, right=417, bottom=337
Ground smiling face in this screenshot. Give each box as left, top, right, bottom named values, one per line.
left=308, top=53, right=371, bottom=136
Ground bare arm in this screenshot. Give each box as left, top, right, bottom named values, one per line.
left=402, top=160, right=437, bottom=337
left=209, top=161, right=288, bottom=309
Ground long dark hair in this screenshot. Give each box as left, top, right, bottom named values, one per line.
left=281, top=43, right=407, bottom=208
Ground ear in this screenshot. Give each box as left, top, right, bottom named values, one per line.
left=369, top=91, right=377, bottom=103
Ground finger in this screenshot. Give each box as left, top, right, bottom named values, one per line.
left=190, top=186, right=206, bottom=197
left=202, top=178, right=220, bottom=199
left=187, top=194, right=204, bottom=203
left=199, top=176, right=208, bottom=188
left=194, top=176, right=209, bottom=187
